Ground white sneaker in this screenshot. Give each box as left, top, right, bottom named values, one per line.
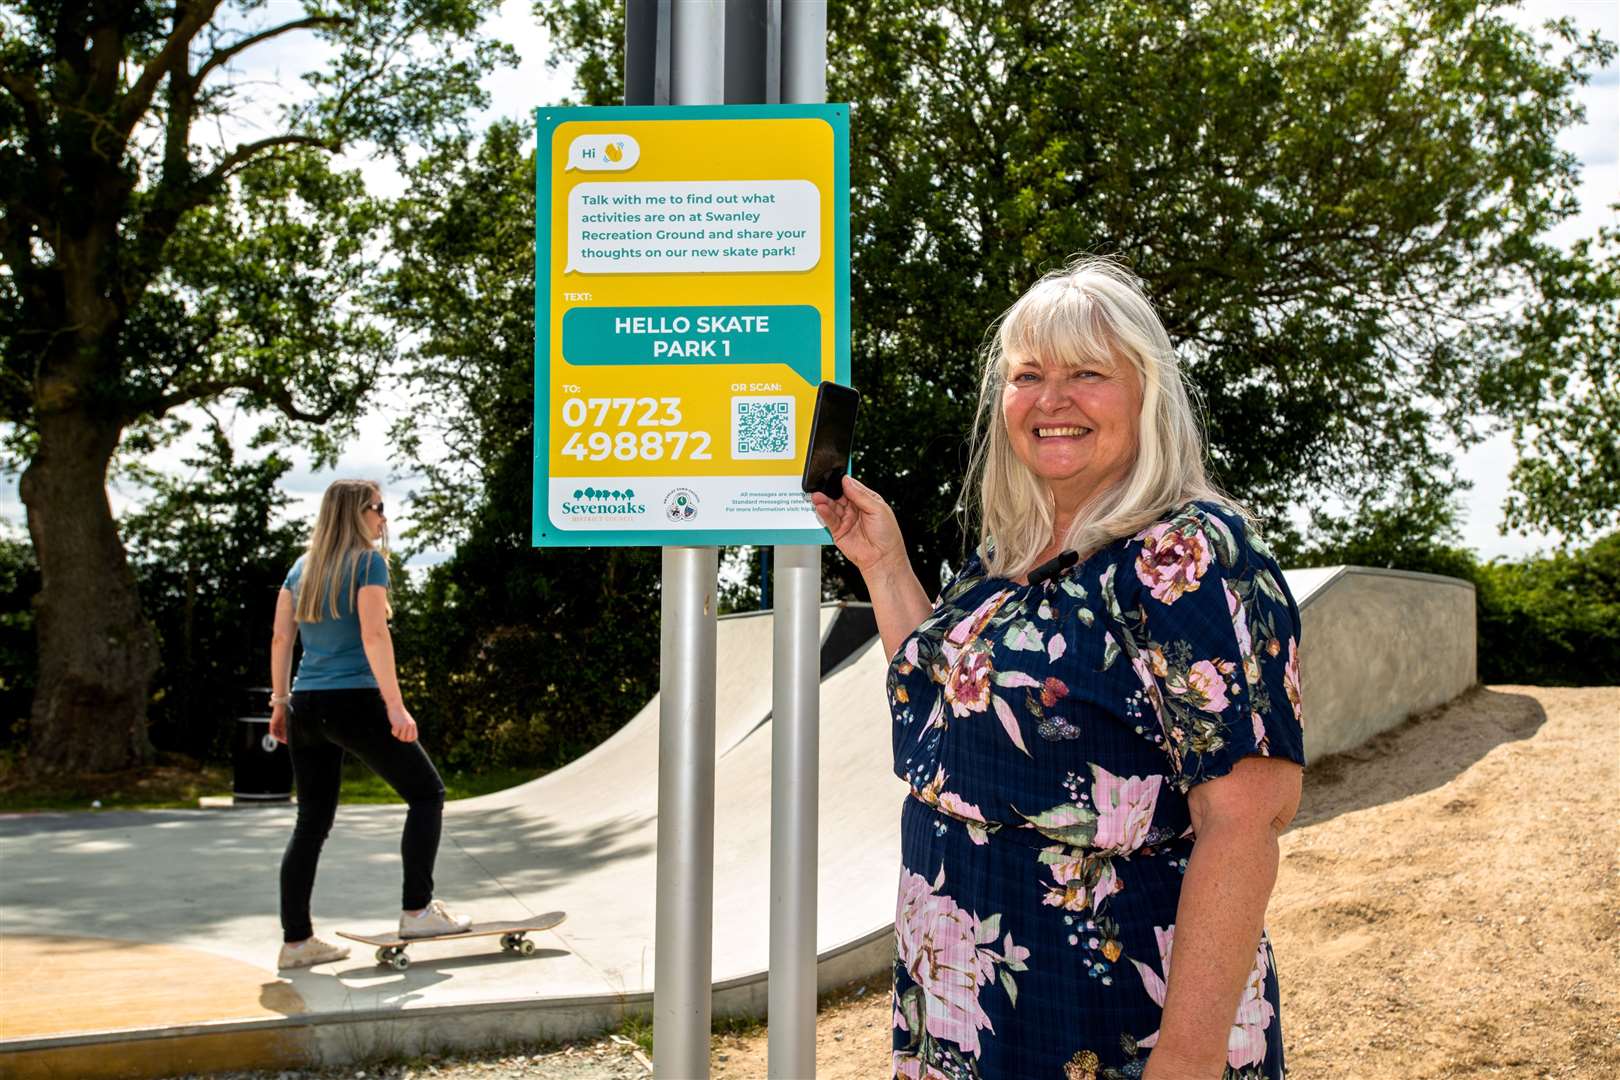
left=399, top=898, right=473, bottom=938
left=278, top=936, right=351, bottom=969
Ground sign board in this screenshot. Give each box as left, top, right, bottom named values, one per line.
left=533, top=104, right=850, bottom=547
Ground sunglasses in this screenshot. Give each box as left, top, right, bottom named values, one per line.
left=364, top=501, right=386, bottom=515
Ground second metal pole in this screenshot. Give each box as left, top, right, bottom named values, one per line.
left=769, top=544, right=821, bottom=1078
left=771, top=5, right=829, bottom=1076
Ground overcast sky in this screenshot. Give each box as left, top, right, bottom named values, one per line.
left=3, top=0, right=1615, bottom=566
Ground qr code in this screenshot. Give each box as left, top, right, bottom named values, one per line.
left=732, top=397, right=795, bottom=459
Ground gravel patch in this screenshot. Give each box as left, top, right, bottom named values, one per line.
left=160, top=1034, right=653, bottom=1080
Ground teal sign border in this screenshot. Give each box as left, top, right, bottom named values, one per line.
left=532, top=104, right=851, bottom=548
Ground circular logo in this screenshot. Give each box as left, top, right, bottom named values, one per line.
left=664, top=488, right=700, bottom=522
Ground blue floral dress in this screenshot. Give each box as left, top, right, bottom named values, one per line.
left=888, top=502, right=1305, bottom=1080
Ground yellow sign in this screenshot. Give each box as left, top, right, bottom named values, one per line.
left=533, top=105, right=850, bottom=546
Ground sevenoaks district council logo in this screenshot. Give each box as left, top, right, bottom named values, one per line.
left=562, top=487, right=646, bottom=517
left=664, top=488, right=700, bottom=522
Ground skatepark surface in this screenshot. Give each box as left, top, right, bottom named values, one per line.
left=0, top=572, right=1476, bottom=1078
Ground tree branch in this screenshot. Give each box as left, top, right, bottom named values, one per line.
left=114, top=0, right=225, bottom=140
left=200, top=133, right=339, bottom=188
left=195, top=15, right=350, bottom=85
left=0, top=66, right=61, bottom=181
left=138, top=372, right=366, bottom=426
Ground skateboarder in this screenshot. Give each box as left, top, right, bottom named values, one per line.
left=268, top=479, right=471, bottom=969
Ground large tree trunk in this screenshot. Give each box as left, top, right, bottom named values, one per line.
left=18, top=410, right=159, bottom=773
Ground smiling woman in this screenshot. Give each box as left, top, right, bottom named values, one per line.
left=811, top=257, right=1306, bottom=1080
left=968, top=259, right=1233, bottom=581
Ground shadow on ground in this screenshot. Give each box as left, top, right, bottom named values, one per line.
left=1291, top=685, right=1547, bottom=830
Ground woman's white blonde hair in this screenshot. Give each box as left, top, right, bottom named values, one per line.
left=965, top=255, right=1242, bottom=579
left=295, top=479, right=391, bottom=622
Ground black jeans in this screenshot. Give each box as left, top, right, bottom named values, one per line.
left=279, top=688, right=446, bottom=942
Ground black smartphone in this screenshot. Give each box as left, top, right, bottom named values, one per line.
left=800, top=381, right=861, bottom=499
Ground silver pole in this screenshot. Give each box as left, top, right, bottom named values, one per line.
left=780, top=0, right=827, bottom=103
left=655, top=547, right=720, bottom=1079
left=768, top=545, right=821, bottom=1079
left=656, top=6, right=725, bottom=1079
left=770, top=6, right=828, bottom=1077
left=672, top=0, right=725, bottom=104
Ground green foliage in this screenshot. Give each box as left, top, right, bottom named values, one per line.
left=1292, top=480, right=1478, bottom=581
left=389, top=487, right=662, bottom=773
left=1471, top=532, right=1620, bottom=687
left=381, top=117, right=660, bottom=771
left=1485, top=224, right=1620, bottom=539
left=537, top=0, right=625, bottom=106
left=0, top=530, right=38, bottom=753
left=120, top=425, right=306, bottom=760
left=540, top=0, right=1615, bottom=592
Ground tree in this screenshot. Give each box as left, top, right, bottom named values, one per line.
left=542, top=0, right=1614, bottom=589
left=0, top=1, right=510, bottom=771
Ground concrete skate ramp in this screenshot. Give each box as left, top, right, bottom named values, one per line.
left=1287, top=566, right=1476, bottom=760
left=451, top=603, right=852, bottom=815
left=0, top=572, right=1475, bottom=1077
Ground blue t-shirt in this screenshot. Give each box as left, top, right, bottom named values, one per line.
left=283, top=549, right=390, bottom=691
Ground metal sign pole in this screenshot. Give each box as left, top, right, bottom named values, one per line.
left=654, top=544, right=719, bottom=1078
left=768, top=543, right=820, bottom=1077
left=770, top=6, right=828, bottom=1078
left=617, top=6, right=835, bottom=1076
left=640, top=3, right=725, bottom=1078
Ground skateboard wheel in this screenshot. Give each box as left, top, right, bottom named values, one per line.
left=390, top=953, right=411, bottom=971
left=518, top=939, right=536, bottom=956
left=499, top=933, right=517, bottom=951
left=375, top=948, right=390, bottom=964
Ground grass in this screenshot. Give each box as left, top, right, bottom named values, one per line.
left=338, top=763, right=544, bottom=804
left=0, top=755, right=546, bottom=813
left=0, top=754, right=231, bottom=812
left=615, top=1012, right=655, bottom=1055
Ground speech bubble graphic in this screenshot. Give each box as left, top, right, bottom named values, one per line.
left=564, top=180, right=821, bottom=274
left=566, top=134, right=641, bottom=172
left=562, top=305, right=823, bottom=387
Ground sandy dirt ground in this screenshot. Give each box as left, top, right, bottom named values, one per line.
left=709, top=685, right=1620, bottom=1080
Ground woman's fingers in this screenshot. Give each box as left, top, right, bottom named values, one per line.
left=839, top=474, right=883, bottom=508
left=812, top=494, right=854, bottom=536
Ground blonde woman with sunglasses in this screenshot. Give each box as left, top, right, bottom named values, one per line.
left=268, top=479, right=470, bottom=969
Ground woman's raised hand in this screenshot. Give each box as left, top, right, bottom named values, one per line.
left=810, top=475, right=907, bottom=575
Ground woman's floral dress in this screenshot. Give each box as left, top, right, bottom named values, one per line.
left=889, top=502, right=1305, bottom=1080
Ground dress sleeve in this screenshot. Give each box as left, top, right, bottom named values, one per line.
left=1109, top=504, right=1304, bottom=792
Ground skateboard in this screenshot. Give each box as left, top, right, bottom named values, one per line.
left=337, top=912, right=566, bottom=971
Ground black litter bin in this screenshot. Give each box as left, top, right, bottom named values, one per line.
left=234, top=686, right=293, bottom=802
